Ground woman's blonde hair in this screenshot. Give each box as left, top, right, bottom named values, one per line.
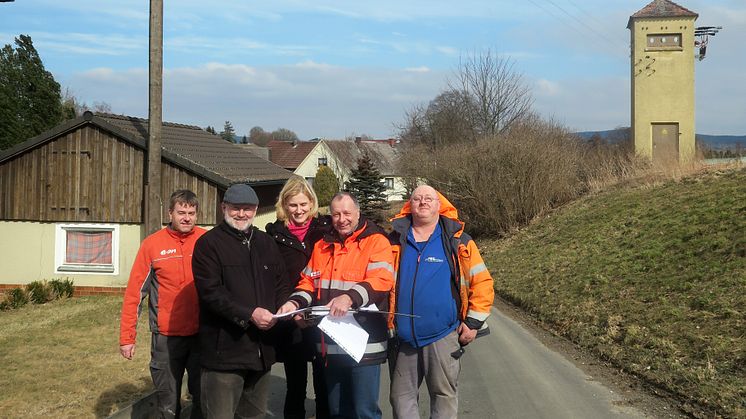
left=275, top=175, right=319, bottom=223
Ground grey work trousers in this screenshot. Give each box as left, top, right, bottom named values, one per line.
left=389, top=330, right=461, bottom=419
left=200, top=368, right=270, bottom=419
left=149, top=333, right=202, bottom=419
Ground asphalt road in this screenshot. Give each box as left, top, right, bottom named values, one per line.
left=263, top=306, right=649, bottom=418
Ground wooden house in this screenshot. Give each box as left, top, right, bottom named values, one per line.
left=0, top=112, right=291, bottom=293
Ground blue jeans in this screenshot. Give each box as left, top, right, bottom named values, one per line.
left=324, top=363, right=382, bottom=419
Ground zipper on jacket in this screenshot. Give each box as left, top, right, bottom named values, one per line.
left=410, top=243, right=426, bottom=348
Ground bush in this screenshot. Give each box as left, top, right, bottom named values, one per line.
left=397, top=114, right=645, bottom=237
left=4, top=287, right=29, bottom=310
left=49, top=279, right=74, bottom=299
left=27, top=280, right=53, bottom=304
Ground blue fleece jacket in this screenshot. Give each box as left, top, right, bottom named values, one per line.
left=396, top=223, right=458, bottom=347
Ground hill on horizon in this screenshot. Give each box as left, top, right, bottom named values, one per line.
left=575, top=129, right=745, bottom=149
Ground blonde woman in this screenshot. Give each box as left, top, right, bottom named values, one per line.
left=266, top=176, right=331, bottom=419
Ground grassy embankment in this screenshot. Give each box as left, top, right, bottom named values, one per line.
left=0, top=296, right=152, bottom=417
left=482, top=167, right=745, bottom=417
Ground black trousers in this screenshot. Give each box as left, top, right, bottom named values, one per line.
left=149, top=333, right=202, bottom=418
left=283, top=355, right=329, bottom=419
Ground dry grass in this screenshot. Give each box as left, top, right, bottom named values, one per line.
left=0, top=296, right=152, bottom=418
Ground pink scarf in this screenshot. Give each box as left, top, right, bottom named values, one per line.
left=287, top=220, right=311, bottom=242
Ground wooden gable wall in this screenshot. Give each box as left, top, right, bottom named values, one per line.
left=160, top=162, right=220, bottom=224
left=0, top=125, right=221, bottom=224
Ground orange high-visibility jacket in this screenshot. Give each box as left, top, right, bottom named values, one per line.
left=388, top=193, right=494, bottom=334
left=119, top=226, right=206, bottom=345
left=290, top=218, right=394, bottom=364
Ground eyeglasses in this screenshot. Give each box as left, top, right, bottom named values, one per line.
left=411, top=196, right=435, bottom=204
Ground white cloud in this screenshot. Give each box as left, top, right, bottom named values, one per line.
left=62, top=62, right=447, bottom=139
left=535, top=79, right=561, bottom=97
left=532, top=76, right=630, bottom=132
left=7, top=32, right=145, bottom=56
left=404, top=66, right=431, bottom=73
left=436, top=46, right=459, bottom=56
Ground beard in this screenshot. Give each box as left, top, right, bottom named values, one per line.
left=224, top=214, right=252, bottom=232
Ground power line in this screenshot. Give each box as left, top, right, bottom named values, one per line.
left=542, top=0, right=629, bottom=56
left=524, top=0, right=628, bottom=60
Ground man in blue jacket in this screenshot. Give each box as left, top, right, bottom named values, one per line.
left=388, top=185, right=494, bottom=419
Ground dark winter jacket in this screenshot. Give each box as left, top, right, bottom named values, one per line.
left=193, top=221, right=288, bottom=371
left=265, top=216, right=332, bottom=291
left=265, top=216, right=332, bottom=361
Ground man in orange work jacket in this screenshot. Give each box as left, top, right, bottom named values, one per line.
left=278, top=192, right=394, bottom=419
left=120, top=189, right=206, bottom=418
left=387, top=185, right=494, bottom=419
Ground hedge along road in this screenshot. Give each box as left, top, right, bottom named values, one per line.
left=257, top=306, right=656, bottom=418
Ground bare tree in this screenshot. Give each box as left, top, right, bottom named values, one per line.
left=61, top=88, right=113, bottom=118
left=449, top=49, right=533, bottom=137
left=272, top=127, right=299, bottom=142
left=425, top=90, right=478, bottom=147
left=249, top=126, right=271, bottom=146
left=396, top=104, right=429, bottom=144
left=397, top=49, right=533, bottom=150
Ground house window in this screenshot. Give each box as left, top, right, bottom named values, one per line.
left=305, top=177, right=315, bottom=186
left=55, top=224, right=119, bottom=274
left=384, top=177, right=394, bottom=190
left=318, top=157, right=328, bottom=166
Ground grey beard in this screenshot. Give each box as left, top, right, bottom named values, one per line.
left=224, top=215, right=252, bottom=233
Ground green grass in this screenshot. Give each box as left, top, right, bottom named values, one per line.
left=0, top=296, right=152, bottom=418
left=482, top=167, right=746, bottom=417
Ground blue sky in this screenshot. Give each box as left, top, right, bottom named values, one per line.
left=1, top=0, right=744, bottom=139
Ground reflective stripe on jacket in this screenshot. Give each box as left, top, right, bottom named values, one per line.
left=388, top=193, right=494, bottom=335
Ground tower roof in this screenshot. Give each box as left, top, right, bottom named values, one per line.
left=627, top=0, right=698, bottom=28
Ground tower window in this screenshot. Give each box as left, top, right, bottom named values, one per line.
left=646, top=34, right=682, bottom=50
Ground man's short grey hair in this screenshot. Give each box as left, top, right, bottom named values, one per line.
left=331, top=191, right=360, bottom=210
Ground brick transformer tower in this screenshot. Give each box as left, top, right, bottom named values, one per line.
left=628, top=0, right=698, bottom=163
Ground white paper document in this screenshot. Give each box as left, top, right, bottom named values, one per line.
left=318, top=312, right=369, bottom=363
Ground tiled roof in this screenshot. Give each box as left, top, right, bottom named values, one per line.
left=96, top=113, right=291, bottom=185
left=266, top=140, right=318, bottom=170
left=237, top=143, right=270, bottom=161
left=324, top=140, right=399, bottom=175
left=629, top=0, right=697, bottom=23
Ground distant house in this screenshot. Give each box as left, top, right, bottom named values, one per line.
left=266, top=138, right=406, bottom=202
left=0, top=112, right=292, bottom=292
left=324, top=138, right=406, bottom=202
left=265, top=140, right=319, bottom=173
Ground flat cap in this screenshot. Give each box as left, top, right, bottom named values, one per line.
left=223, top=183, right=259, bottom=205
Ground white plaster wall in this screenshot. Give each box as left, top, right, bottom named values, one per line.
left=0, top=221, right=142, bottom=287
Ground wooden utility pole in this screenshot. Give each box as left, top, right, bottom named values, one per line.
left=145, top=0, right=163, bottom=235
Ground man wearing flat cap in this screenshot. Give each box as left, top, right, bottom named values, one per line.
left=192, top=183, right=288, bottom=418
